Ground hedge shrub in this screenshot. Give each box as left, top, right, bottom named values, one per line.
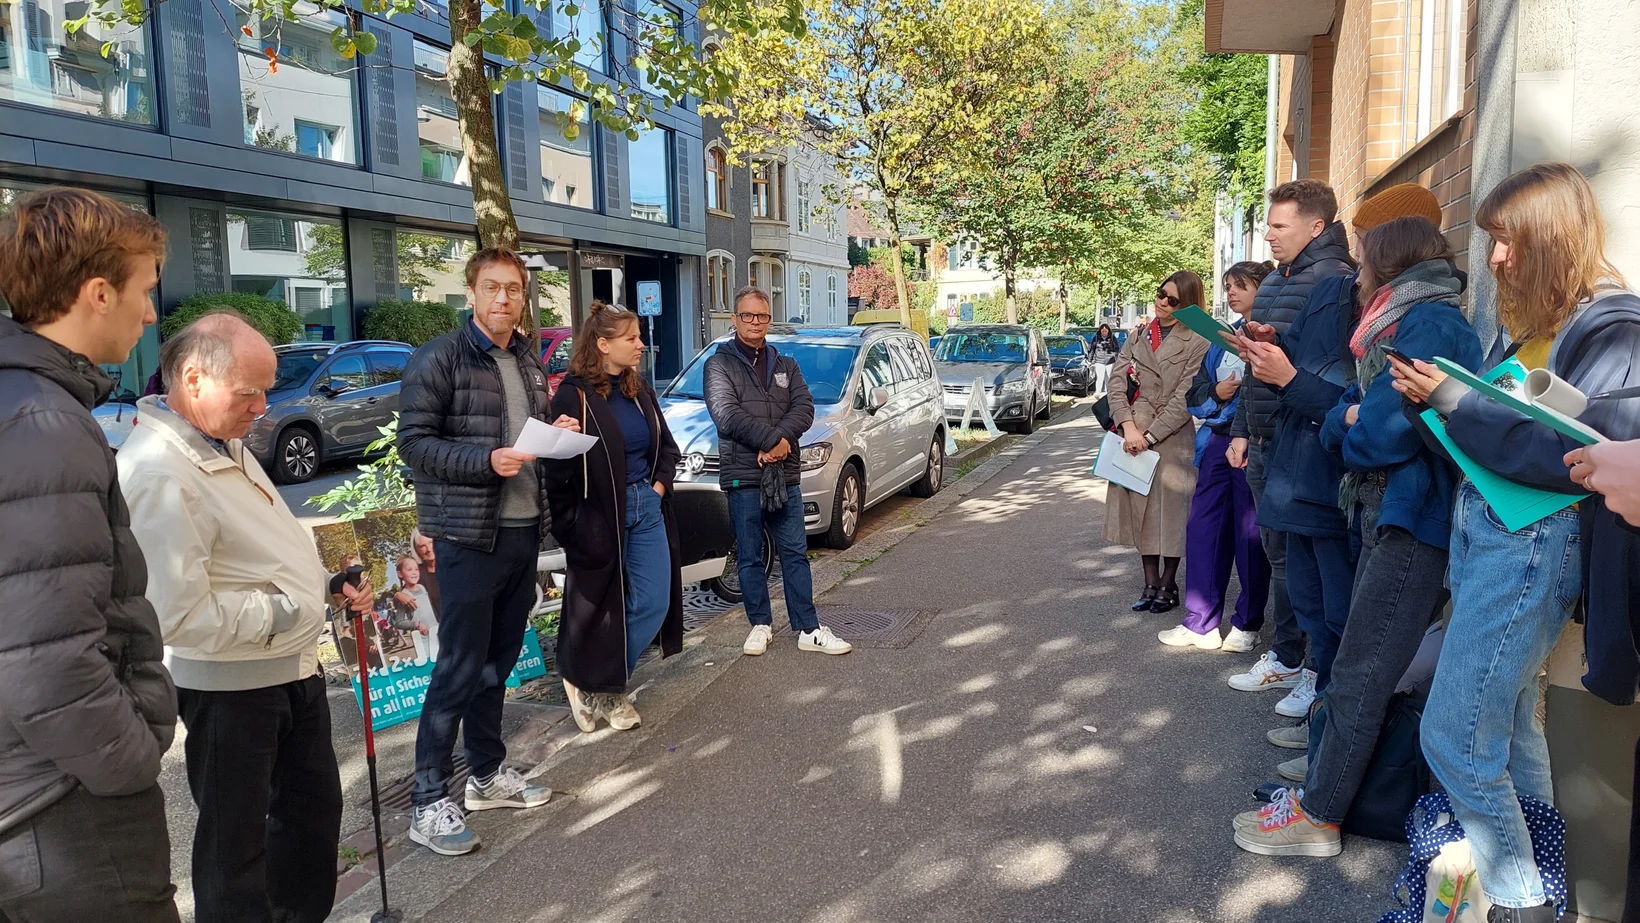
left=363, top=299, right=461, bottom=347
left=161, top=292, right=305, bottom=344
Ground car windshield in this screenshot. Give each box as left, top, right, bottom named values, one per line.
left=666, top=341, right=860, bottom=405
left=935, top=332, right=1026, bottom=363
left=274, top=351, right=325, bottom=391
left=1047, top=338, right=1085, bottom=357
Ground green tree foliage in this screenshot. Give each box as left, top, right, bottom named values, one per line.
left=308, top=416, right=415, bottom=520
left=162, top=292, right=305, bottom=344
left=363, top=299, right=462, bottom=346
left=1178, top=0, right=1269, bottom=206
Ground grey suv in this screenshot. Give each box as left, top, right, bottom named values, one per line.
left=244, top=340, right=414, bottom=483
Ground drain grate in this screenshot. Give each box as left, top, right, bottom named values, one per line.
left=373, top=754, right=469, bottom=812
left=773, top=606, right=934, bottom=649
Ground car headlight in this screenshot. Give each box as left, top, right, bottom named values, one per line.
left=999, top=378, right=1029, bottom=394
left=800, top=442, right=832, bottom=471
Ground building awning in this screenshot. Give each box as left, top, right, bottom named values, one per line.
left=1204, top=0, right=1336, bottom=53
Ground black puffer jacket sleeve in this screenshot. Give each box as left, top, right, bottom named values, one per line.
left=399, top=337, right=500, bottom=487
left=704, top=353, right=783, bottom=452
left=0, top=406, right=169, bottom=798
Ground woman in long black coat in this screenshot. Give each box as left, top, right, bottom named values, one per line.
left=546, top=302, right=684, bottom=733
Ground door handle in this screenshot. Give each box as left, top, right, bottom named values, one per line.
left=367, top=397, right=379, bottom=404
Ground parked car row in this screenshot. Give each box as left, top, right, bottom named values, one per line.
left=933, top=324, right=1054, bottom=434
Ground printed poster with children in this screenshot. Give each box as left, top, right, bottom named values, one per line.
left=314, top=509, right=549, bottom=732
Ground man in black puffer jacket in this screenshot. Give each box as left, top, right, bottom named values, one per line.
left=0, top=187, right=179, bottom=922
left=705, top=287, right=852, bottom=657
left=397, top=248, right=579, bottom=857
left=1226, top=179, right=1355, bottom=706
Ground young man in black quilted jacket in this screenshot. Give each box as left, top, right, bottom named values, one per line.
left=704, top=287, right=851, bottom=656
left=397, top=247, right=580, bottom=856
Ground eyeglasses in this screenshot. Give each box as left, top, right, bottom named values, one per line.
left=1154, top=289, right=1180, bottom=307
left=735, top=312, right=774, bottom=324
left=477, top=281, right=525, bottom=299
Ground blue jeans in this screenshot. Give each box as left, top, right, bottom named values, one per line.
left=727, top=484, right=819, bottom=633
left=1286, top=531, right=1357, bottom=691
left=623, top=482, right=671, bottom=674
left=1422, top=482, right=1581, bottom=909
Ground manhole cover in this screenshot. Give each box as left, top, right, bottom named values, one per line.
left=374, top=753, right=469, bottom=812
left=773, top=606, right=934, bottom=649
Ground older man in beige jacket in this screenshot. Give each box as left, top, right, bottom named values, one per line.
left=119, top=313, right=361, bottom=923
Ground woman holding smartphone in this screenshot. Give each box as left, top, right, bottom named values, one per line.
left=546, top=302, right=685, bottom=733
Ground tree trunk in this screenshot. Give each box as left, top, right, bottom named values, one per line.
left=1003, top=268, right=1018, bottom=325
left=883, top=198, right=913, bottom=329
left=450, top=0, right=519, bottom=252
left=1057, top=278, right=1068, bottom=333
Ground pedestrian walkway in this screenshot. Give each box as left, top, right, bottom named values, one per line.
left=338, top=409, right=1406, bottom=923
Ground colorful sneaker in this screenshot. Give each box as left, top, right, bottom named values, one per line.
left=744, top=624, right=773, bottom=656
left=1266, top=724, right=1309, bottom=750
left=798, top=626, right=852, bottom=655
left=1158, top=624, right=1222, bottom=650
left=1222, top=628, right=1259, bottom=653
left=409, top=798, right=479, bottom=856
left=465, top=766, right=552, bottom=812
left=604, top=693, right=641, bottom=731
left=1275, top=669, right=1318, bottom=718
left=1228, top=651, right=1303, bottom=692
left=1233, top=788, right=1341, bottom=857
left=1277, top=754, right=1309, bottom=783
left=563, top=679, right=599, bottom=733
left=1234, top=786, right=1295, bottom=831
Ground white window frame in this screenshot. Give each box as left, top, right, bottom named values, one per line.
left=705, top=141, right=731, bottom=215
left=796, top=178, right=811, bottom=234
left=797, top=268, right=812, bottom=318
left=827, top=273, right=838, bottom=314
left=706, top=249, right=735, bottom=315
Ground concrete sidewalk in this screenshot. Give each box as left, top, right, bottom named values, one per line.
left=326, top=406, right=1410, bottom=923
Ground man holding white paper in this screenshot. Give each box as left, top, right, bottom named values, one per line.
left=397, top=247, right=580, bottom=857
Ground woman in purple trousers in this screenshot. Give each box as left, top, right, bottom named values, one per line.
left=1158, top=261, right=1274, bottom=651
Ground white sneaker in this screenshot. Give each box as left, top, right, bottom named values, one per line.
left=409, top=798, right=479, bottom=856
left=1274, top=669, right=1318, bottom=718
left=563, top=679, right=599, bottom=733
left=464, top=766, right=552, bottom=812
left=1222, top=628, right=1259, bottom=653
left=1228, top=651, right=1304, bottom=692
left=604, top=694, right=640, bottom=731
left=743, top=624, right=773, bottom=656
left=798, top=626, right=852, bottom=655
left=1158, top=624, right=1221, bottom=650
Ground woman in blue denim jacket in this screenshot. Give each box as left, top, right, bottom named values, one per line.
left=1391, top=163, right=1640, bottom=922
left=1233, top=216, right=1483, bottom=859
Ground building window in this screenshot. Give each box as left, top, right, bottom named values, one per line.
left=395, top=229, right=475, bottom=308
left=0, top=0, right=156, bottom=124
left=749, top=257, right=784, bottom=317
left=628, top=126, right=672, bottom=224
left=414, top=41, right=477, bottom=186
left=236, top=8, right=359, bottom=164
left=796, top=269, right=812, bottom=320
left=554, top=0, right=606, bottom=74
left=706, top=145, right=729, bottom=213
left=706, top=251, right=734, bottom=315
left=1391, top=0, right=1468, bottom=157
left=752, top=160, right=784, bottom=221
left=796, top=179, right=812, bottom=233
left=538, top=85, right=595, bottom=210
left=827, top=273, right=838, bottom=314
left=226, top=209, right=351, bottom=341
left=629, top=0, right=678, bottom=97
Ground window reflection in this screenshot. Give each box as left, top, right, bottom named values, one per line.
left=396, top=229, right=475, bottom=311
left=413, top=41, right=470, bottom=186
left=553, top=0, right=605, bottom=73
left=538, top=85, right=594, bottom=210
left=236, top=7, right=359, bottom=164
left=227, top=209, right=352, bottom=341
left=0, top=0, right=155, bottom=123
left=628, top=126, right=671, bottom=225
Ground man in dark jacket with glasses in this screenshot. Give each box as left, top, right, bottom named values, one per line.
left=704, top=287, right=852, bottom=657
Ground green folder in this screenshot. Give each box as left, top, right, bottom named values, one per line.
left=1432, top=357, right=1604, bottom=444
left=1169, top=305, right=1240, bottom=354
left=1420, top=358, right=1588, bottom=532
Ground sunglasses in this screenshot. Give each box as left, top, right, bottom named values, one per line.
left=1154, top=289, right=1180, bottom=308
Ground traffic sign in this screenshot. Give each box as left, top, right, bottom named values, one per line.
left=636, top=281, right=662, bottom=317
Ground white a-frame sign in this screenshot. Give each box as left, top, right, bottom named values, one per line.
left=954, top=376, right=1001, bottom=448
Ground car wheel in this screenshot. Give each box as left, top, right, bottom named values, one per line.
left=272, top=426, right=321, bottom=484
left=1017, top=397, right=1037, bottom=434
left=910, top=434, right=944, bottom=498
left=1037, top=391, right=1053, bottom=419
left=823, top=463, right=862, bottom=549
left=706, top=527, right=776, bottom=604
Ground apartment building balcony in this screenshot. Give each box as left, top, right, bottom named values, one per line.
left=1204, top=0, right=1336, bottom=53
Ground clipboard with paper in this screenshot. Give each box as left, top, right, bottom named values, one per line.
left=1090, top=430, right=1160, bottom=495
left=1419, top=357, right=1588, bottom=532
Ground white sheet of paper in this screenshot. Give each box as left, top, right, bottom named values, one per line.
left=1091, top=429, right=1160, bottom=496
left=514, top=416, right=598, bottom=459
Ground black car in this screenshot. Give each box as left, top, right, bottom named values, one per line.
left=244, top=340, right=415, bottom=483
left=1046, top=336, right=1093, bottom=397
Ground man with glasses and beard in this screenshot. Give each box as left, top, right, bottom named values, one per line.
left=396, top=248, right=581, bottom=857
left=704, top=286, right=852, bottom=657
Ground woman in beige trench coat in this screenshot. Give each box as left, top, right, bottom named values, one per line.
left=1104, top=270, right=1211, bottom=613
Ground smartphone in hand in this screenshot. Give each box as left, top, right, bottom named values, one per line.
left=1381, top=346, right=1416, bottom=367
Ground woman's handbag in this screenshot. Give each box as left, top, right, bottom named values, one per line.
left=1091, top=370, right=1139, bottom=431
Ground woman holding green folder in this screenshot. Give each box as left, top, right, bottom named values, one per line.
left=1391, top=162, right=1640, bottom=921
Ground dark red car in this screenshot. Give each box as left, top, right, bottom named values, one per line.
left=540, top=327, right=573, bottom=396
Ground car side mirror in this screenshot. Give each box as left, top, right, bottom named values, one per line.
left=321, top=378, right=352, bottom=396
left=867, top=386, right=890, bottom=413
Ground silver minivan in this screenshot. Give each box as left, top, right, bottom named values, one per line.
left=661, top=325, right=947, bottom=550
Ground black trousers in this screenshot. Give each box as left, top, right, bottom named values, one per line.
left=0, top=784, right=179, bottom=923
left=413, top=525, right=539, bottom=808
left=178, top=675, right=343, bottom=923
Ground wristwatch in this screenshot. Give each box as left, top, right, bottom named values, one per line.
left=1143, top=431, right=1157, bottom=447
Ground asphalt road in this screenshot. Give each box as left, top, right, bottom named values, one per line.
left=410, top=406, right=1407, bottom=923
